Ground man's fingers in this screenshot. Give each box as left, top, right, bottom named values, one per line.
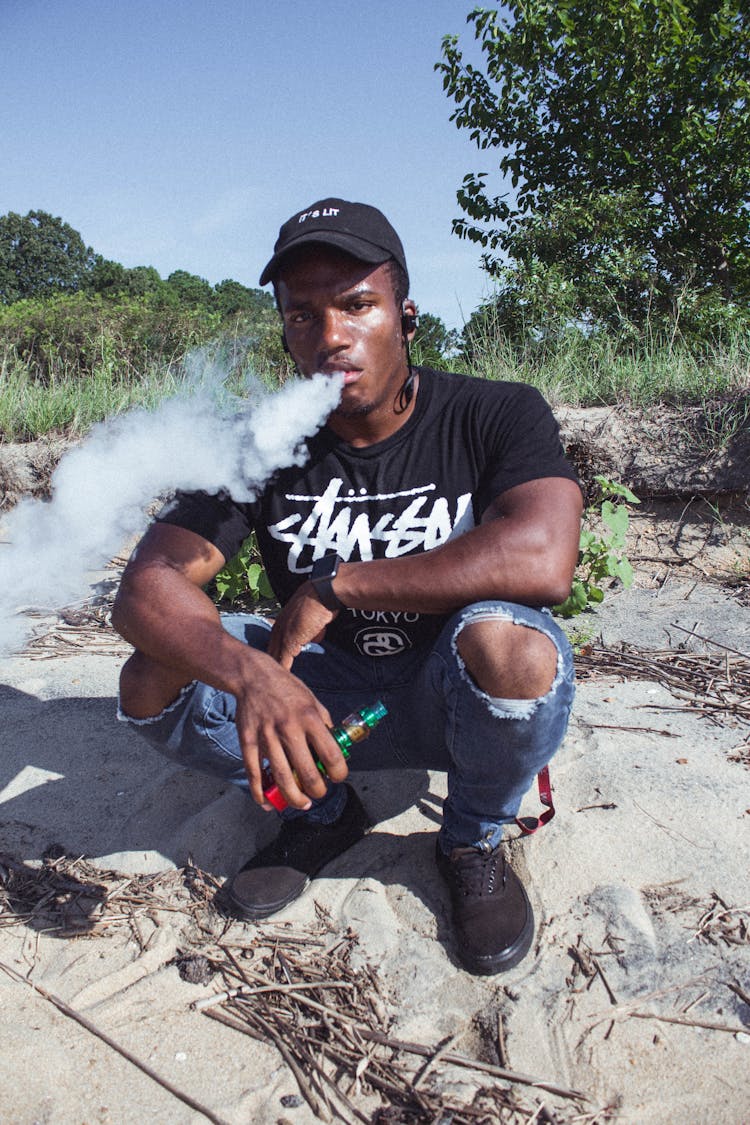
left=267, top=586, right=333, bottom=669
left=316, top=700, right=334, bottom=730
left=235, top=672, right=341, bottom=808
left=260, top=729, right=315, bottom=810
left=236, top=730, right=269, bottom=808
left=265, top=629, right=281, bottom=663
left=266, top=628, right=298, bottom=670
left=249, top=719, right=336, bottom=810
left=308, top=726, right=349, bottom=782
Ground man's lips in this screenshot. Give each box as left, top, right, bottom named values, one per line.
left=321, top=366, right=362, bottom=385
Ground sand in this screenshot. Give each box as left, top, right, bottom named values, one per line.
left=1, top=570, right=749, bottom=1123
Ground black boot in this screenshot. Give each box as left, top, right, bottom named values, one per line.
left=436, top=838, right=534, bottom=974
left=226, top=784, right=370, bottom=921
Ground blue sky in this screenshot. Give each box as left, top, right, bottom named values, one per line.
left=1, top=1, right=509, bottom=330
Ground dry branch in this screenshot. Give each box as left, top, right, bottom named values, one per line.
left=574, top=642, right=750, bottom=724
left=0, top=958, right=230, bottom=1125
left=197, top=926, right=592, bottom=1121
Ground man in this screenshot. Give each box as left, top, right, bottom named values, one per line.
left=113, top=197, right=582, bottom=976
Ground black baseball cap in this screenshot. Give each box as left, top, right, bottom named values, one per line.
left=259, top=197, right=408, bottom=287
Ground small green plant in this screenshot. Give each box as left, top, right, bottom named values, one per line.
left=212, top=533, right=275, bottom=606
left=693, top=393, right=750, bottom=455
left=563, top=619, right=598, bottom=653
left=553, top=475, right=640, bottom=618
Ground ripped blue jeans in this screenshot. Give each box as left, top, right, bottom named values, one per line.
left=118, top=601, right=575, bottom=852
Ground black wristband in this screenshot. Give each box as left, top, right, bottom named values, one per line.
left=310, top=553, right=345, bottom=611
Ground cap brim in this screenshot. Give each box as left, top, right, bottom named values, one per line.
left=259, top=231, right=394, bottom=286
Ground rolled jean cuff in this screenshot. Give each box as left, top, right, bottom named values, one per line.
left=281, top=781, right=348, bottom=825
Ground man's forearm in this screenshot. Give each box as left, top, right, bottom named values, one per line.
left=112, top=565, right=265, bottom=696
left=114, top=559, right=348, bottom=809
left=333, top=516, right=576, bottom=614
left=331, top=478, right=582, bottom=614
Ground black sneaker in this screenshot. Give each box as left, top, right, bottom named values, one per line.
left=435, top=838, right=534, bottom=975
left=225, top=784, right=370, bottom=921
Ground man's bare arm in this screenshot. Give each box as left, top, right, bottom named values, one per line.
left=113, top=523, right=233, bottom=674
left=340, top=476, right=582, bottom=610
left=112, top=523, right=346, bottom=808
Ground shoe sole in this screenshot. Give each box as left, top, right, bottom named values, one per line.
left=226, top=874, right=311, bottom=921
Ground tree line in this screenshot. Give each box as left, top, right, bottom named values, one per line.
left=438, top=0, right=750, bottom=350
left=0, top=209, right=457, bottom=382
left=0, top=208, right=276, bottom=316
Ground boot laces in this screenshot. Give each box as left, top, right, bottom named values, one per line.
left=455, top=845, right=505, bottom=898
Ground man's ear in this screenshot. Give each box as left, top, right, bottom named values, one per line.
left=401, top=300, right=418, bottom=340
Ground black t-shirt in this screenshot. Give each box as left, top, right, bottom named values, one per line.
left=157, top=368, right=578, bottom=656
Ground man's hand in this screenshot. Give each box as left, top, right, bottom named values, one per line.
left=267, top=581, right=338, bottom=670
left=113, top=523, right=348, bottom=812
left=234, top=656, right=348, bottom=810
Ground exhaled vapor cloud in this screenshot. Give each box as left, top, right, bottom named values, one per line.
left=0, top=369, right=343, bottom=656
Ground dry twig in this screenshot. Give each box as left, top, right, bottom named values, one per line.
left=574, top=642, right=750, bottom=726
left=200, top=922, right=591, bottom=1121
left=0, top=958, right=230, bottom=1125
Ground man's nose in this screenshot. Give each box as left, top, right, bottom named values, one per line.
left=318, top=309, right=349, bottom=352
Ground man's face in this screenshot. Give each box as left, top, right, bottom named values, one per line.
left=276, top=246, right=414, bottom=421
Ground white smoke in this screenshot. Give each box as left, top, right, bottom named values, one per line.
left=0, top=369, right=343, bottom=657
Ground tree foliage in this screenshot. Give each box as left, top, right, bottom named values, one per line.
left=213, top=278, right=273, bottom=317
left=0, top=207, right=451, bottom=389
left=411, top=311, right=459, bottom=367
left=89, top=256, right=128, bottom=295
left=0, top=293, right=221, bottom=383
left=437, top=1, right=750, bottom=338
left=0, top=207, right=291, bottom=384
left=166, top=269, right=214, bottom=306
left=0, top=210, right=96, bottom=304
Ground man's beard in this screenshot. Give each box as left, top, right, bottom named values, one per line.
left=332, top=385, right=391, bottom=419
left=333, top=399, right=378, bottom=419
left=330, top=369, right=409, bottom=420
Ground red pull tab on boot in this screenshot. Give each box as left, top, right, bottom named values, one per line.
left=515, top=766, right=555, bottom=835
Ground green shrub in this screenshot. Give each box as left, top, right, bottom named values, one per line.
left=211, top=534, right=275, bottom=607
left=0, top=292, right=221, bottom=383
left=553, top=476, right=640, bottom=618
left=0, top=289, right=297, bottom=439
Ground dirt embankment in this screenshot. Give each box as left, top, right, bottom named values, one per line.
left=0, top=436, right=72, bottom=510
left=2, top=404, right=748, bottom=510
left=557, top=403, right=750, bottom=500
left=1, top=407, right=748, bottom=596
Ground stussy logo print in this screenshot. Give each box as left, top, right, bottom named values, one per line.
left=268, top=478, right=474, bottom=572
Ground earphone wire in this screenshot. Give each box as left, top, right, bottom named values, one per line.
left=396, top=309, right=417, bottom=414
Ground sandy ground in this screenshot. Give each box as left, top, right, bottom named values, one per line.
left=1, top=514, right=749, bottom=1123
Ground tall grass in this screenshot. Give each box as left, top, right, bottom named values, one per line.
left=2, top=293, right=749, bottom=442
left=458, top=307, right=750, bottom=408
left=0, top=342, right=288, bottom=442
left=0, top=344, right=189, bottom=440
left=0, top=294, right=289, bottom=442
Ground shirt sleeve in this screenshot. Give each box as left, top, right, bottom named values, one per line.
left=155, top=490, right=255, bottom=563
left=478, top=383, right=580, bottom=509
